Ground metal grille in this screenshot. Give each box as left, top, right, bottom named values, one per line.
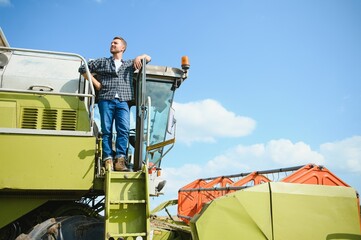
left=21, top=108, right=77, bottom=131
left=21, top=108, right=38, bottom=129
left=61, top=110, right=77, bottom=131
left=41, top=109, right=58, bottom=130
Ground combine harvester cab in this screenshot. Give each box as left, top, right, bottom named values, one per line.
left=0, top=28, right=190, bottom=240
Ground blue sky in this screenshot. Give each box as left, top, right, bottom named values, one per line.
left=1, top=0, right=360, bottom=211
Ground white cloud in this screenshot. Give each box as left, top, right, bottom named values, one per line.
left=320, top=136, right=361, bottom=173
left=0, top=0, right=11, bottom=7
left=163, top=163, right=203, bottom=189
left=173, top=99, right=256, bottom=144
left=160, top=136, right=361, bottom=203
left=266, top=139, right=325, bottom=166
left=162, top=139, right=322, bottom=195
left=204, top=139, right=325, bottom=176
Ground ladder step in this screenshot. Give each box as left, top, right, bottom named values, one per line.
left=108, top=232, right=147, bottom=237
left=110, top=200, right=146, bottom=204
left=109, top=172, right=145, bottom=180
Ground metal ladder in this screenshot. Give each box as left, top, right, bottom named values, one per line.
left=105, top=167, right=150, bottom=240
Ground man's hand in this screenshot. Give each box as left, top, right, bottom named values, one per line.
left=82, top=73, right=101, bottom=91
left=134, top=54, right=151, bottom=70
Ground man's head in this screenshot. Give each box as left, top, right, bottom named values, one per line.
left=110, top=36, right=127, bottom=54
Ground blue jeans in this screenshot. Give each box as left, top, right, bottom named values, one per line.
left=98, top=99, right=130, bottom=160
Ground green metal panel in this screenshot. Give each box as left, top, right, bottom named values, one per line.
left=0, top=134, right=95, bottom=190
left=105, top=167, right=150, bottom=239
left=0, top=89, right=96, bottom=229
left=271, top=183, right=361, bottom=239
left=0, top=100, right=17, bottom=127
left=0, top=197, right=47, bottom=228
left=0, top=90, right=96, bottom=190
left=190, top=182, right=361, bottom=240
left=190, top=183, right=272, bottom=240
left=0, top=92, right=90, bottom=131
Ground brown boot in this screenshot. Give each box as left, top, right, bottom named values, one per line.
left=114, top=156, right=129, bottom=171
left=104, top=159, right=114, bottom=171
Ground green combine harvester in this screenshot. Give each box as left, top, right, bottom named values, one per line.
left=0, top=28, right=360, bottom=240
left=0, top=28, right=190, bottom=240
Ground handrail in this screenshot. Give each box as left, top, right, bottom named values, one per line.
left=199, top=164, right=306, bottom=181
left=145, top=96, right=151, bottom=167
left=179, top=185, right=249, bottom=193
left=0, top=88, right=93, bottom=97
left=133, top=58, right=147, bottom=171
left=0, top=128, right=93, bottom=136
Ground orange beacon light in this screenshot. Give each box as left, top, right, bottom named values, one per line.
left=181, top=56, right=190, bottom=70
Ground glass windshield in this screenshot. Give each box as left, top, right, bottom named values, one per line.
left=145, top=80, right=175, bottom=167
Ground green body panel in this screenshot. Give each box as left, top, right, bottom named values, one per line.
left=0, top=198, right=47, bottom=228
left=0, top=90, right=96, bottom=190
left=0, top=134, right=95, bottom=190
left=271, top=183, right=361, bottom=240
left=0, top=92, right=90, bottom=131
left=190, top=183, right=272, bottom=240
left=0, top=91, right=96, bottom=228
left=190, top=182, right=361, bottom=240
left=0, top=100, right=16, bottom=128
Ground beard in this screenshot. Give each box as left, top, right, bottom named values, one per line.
left=110, top=46, right=124, bottom=54
left=110, top=48, right=118, bottom=54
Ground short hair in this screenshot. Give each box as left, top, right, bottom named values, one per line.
left=113, top=36, right=127, bottom=52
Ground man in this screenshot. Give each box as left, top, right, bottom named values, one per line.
left=79, top=36, right=151, bottom=171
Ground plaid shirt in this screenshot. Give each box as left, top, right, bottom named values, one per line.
left=79, top=57, right=134, bottom=101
